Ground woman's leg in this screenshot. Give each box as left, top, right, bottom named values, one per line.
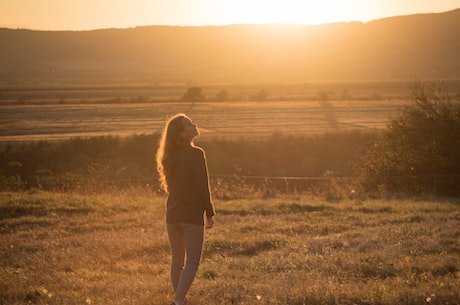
left=167, top=223, right=185, bottom=293
left=174, top=223, right=204, bottom=303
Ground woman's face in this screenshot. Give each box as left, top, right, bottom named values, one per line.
left=181, top=117, right=199, bottom=140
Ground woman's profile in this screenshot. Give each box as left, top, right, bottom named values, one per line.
left=156, top=113, right=215, bottom=305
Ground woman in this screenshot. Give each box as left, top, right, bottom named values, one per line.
left=156, top=113, right=215, bottom=305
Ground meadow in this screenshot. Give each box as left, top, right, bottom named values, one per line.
left=0, top=81, right=416, bottom=143
left=0, top=99, right=409, bottom=143
left=1, top=190, right=459, bottom=305
left=0, top=81, right=426, bottom=196
left=1, top=80, right=459, bottom=304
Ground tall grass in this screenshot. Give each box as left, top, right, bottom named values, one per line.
left=1, top=190, right=458, bottom=304
left=0, top=131, right=375, bottom=198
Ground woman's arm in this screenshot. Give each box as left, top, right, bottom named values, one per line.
left=193, top=147, right=215, bottom=218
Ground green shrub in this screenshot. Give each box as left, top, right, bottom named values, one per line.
left=357, top=80, right=460, bottom=196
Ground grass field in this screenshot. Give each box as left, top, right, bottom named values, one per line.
left=1, top=190, right=459, bottom=305
left=0, top=99, right=409, bottom=143
left=0, top=81, right=424, bottom=143
left=3, top=79, right=460, bottom=143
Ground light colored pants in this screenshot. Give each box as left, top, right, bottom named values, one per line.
left=167, top=223, right=204, bottom=304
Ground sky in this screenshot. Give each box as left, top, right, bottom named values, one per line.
left=1, top=0, right=460, bottom=31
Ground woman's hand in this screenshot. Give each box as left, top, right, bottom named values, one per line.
left=205, top=216, right=214, bottom=229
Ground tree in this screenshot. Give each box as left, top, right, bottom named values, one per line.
left=216, top=89, right=231, bottom=102
left=357, top=80, right=460, bottom=196
left=182, top=87, right=204, bottom=103
left=250, top=89, right=268, bottom=101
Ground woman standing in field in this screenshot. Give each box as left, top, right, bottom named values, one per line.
left=156, top=113, right=215, bottom=305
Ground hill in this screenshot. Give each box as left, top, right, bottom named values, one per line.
left=1, top=9, right=459, bottom=85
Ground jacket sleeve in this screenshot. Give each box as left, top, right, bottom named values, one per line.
left=193, top=148, right=215, bottom=218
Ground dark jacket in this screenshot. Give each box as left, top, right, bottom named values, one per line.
left=166, top=145, right=215, bottom=225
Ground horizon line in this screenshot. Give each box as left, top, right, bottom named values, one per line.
left=1, top=8, right=458, bottom=32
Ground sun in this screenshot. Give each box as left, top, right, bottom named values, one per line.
left=220, top=0, right=355, bottom=25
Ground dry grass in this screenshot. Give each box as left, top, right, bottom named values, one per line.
left=0, top=99, right=409, bottom=143
left=1, top=191, right=459, bottom=305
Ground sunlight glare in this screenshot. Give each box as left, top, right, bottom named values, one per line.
left=221, top=0, right=360, bottom=25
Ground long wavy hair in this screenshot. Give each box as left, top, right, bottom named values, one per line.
left=156, top=113, right=189, bottom=193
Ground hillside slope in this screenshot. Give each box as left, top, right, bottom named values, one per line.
left=1, top=9, right=459, bottom=84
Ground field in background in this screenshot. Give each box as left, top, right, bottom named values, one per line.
left=0, top=80, right=422, bottom=143
left=1, top=191, right=459, bottom=305
left=0, top=99, right=409, bottom=143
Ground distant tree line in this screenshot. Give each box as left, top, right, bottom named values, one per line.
left=186, top=87, right=269, bottom=102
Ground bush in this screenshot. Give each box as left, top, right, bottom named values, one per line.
left=0, top=131, right=374, bottom=196
left=357, top=80, right=460, bottom=196
left=0, top=134, right=159, bottom=192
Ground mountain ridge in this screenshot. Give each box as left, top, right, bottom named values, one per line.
left=1, top=9, right=459, bottom=84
